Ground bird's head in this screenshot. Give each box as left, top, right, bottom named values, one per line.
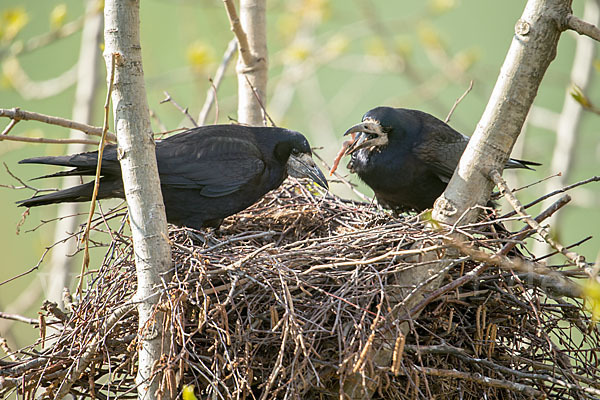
left=276, top=130, right=329, bottom=190
left=343, top=107, right=398, bottom=155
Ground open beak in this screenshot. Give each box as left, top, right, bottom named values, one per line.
left=343, top=120, right=388, bottom=155
left=287, top=153, right=329, bottom=190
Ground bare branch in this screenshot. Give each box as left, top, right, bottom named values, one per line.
left=444, top=80, right=474, bottom=123
left=490, top=169, right=587, bottom=270
left=160, top=91, right=198, bottom=127
left=222, top=0, right=255, bottom=66
left=0, top=108, right=116, bottom=141
left=198, top=39, right=237, bottom=126
left=78, top=52, right=117, bottom=297
left=0, top=135, right=98, bottom=145
left=567, top=13, right=600, bottom=41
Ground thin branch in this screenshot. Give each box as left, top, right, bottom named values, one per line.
left=0, top=108, right=116, bottom=141
left=0, top=135, right=98, bottom=145
left=1, top=119, right=18, bottom=135
left=78, top=53, right=117, bottom=296
left=414, top=366, right=543, bottom=397
left=490, top=169, right=587, bottom=269
left=222, top=0, right=255, bottom=66
left=444, top=80, right=474, bottom=123
left=567, top=13, right=600, bottom=42
left=198, top=39, right=237, bottom=126
left=160, top=91, right=198, bottom=127
left=501, top=175, right=600, bottom=218
left=0, top=312, right=38, bottom=325
left=244, top=74, right=275, bottom=126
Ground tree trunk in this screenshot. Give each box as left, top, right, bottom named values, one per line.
left=47, top=0, right=103, bottom=305
left=236, top=0, right=268, bottom=125
left=103, top=1, right=173, bottom=399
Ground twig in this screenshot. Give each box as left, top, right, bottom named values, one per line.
left=160, top=91, right=198, bottom=127
left=244, top=75, right=276, bottom=126
left=78, top=52, right=117, bottom=297
left=1, top=119, right=18, bottom=135
left=501, top=175, right=600, bottom=218
left=2, top=162, right=57, bottom=193
left=567, top=13, right=600, bottom=42
left=198, top=39, right=237, bottom=126
left=490, top=169, right=587, bottom=269
left=0, top=312, right=38, bottom=325
left=222, top=0, right=255, bottom=66
left=444, top=80, right=474, bottom=123
left=449, top=239, right=582, bottom=298
left=414, top=366, right=542, bottom=397
left=0, top=135, right=98, bottom=145
left=0, top=108, right=116, bottom=141
left=312, top=150, right=373, bottom=203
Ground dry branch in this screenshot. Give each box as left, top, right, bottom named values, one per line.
left=567, top=13, right=600, bottom=41
left=0, top=108, right=116, bottom=141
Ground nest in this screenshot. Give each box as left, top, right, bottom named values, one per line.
left=0, top=181, right=598, bottom=399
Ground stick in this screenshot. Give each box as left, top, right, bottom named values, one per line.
left=0, top=135, right=98, bottom=145
left=567, top=14, right=600, bottom=42
left=444, top=80, right=474, bottom=123
left=0, top=107, right=116, bottom=141
left=198, top=39, right=237, bottom=126
left=490, top=169, right=587, bottom=269
left=222, top=0, right=255, bottom=66
left=77, top=52, right=117, bottom=297
left=160, top=91, right=198, bottom=127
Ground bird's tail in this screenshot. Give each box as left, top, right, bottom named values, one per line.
left=506, top=158, right=542, bottom=170
left=17, top=182, right=96, bottom=207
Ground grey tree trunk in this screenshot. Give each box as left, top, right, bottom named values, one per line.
left=103, top=1, right=173, bottom=399
left=47, top=0, right=103, bottom=305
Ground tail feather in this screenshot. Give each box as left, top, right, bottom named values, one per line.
left=17, top=179, right=124, bottom=207
left=506, top=158, right=542, bottom=171
left=17, top=182, right=95, bottom=207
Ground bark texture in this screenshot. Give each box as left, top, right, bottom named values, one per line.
left=103, top=1, right=173, bottom=398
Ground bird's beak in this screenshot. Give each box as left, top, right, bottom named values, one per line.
left=343, top=121, right=388, bottom=155
left=287, top=153, right=329, bottom=190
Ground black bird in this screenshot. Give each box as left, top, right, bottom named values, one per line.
left=341, top=107, right=539, bottom=212
left=17, top=125, right=328, bottom=229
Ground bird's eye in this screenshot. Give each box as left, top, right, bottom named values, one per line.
left=292, top=148, right=300, bottom=156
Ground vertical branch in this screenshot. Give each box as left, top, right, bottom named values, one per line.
left=228, top=0, right=268, bottom=125
left=103, top=0, right=173, bottom=399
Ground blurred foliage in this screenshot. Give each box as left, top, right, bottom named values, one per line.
left=0, top=7, right=29, bottom=42
left=0, top=0, right=598, bottom=354
left=584, top=278, right=600, bottom=323
left=49, top=4, right=68, bottom=30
